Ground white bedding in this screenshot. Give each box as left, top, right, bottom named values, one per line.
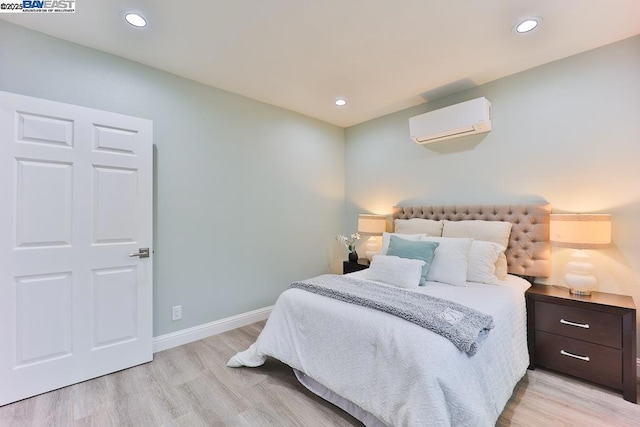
left=228, top=273, right=531, bottom=426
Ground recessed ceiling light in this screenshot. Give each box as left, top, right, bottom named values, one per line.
left=515, top=18, right=539, bottom=33
left=335, top=98, right=347, bottom=107
left=125, top=13, right=147, bottom=28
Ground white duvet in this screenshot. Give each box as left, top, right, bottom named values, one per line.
left=228, top=272, right=531, bottom=426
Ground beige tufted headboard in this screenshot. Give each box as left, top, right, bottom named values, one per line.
left=392, top=204, right=551, bottom=278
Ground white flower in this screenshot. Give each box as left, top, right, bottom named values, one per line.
left=335, top=233, right=360, bottom=252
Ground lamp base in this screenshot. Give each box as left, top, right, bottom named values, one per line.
left=568, top=287, right=593, bottom=297
left=365, top=236, right=381, bottom=261
left=564, top=250, right=597, bottom=296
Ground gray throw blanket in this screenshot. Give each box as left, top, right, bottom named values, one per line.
left=289, top=274, right=494, bottom=356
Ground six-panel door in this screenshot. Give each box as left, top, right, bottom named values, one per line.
left=0, top=91, right=153, bottom=405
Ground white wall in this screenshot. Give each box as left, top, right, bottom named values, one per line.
left=345, top=36, right=640, bottom=352
left=0, top=21, right=345, bottom=336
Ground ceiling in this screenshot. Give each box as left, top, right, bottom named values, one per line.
left=2, top=0, right=639, bottom=127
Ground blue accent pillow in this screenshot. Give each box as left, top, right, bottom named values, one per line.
left=386, top=235, right=439, bottom=286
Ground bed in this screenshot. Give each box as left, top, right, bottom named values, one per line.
left=228, top=204, right=551, bottom=426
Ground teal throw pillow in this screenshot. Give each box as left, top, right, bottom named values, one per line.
left=386, top=235, right=439, bottom=286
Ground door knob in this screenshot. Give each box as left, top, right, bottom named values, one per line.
left=129, top=248, right=150, bottom=258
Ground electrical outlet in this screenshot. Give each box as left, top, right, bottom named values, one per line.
left=172, top=305, right=182, bottom=321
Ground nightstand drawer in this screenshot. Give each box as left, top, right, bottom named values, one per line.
left=535, top=331, right=622, bottom=389
left=535, top=301, right=621, bottom=348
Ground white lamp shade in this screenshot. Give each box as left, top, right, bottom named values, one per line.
left=550, top=214, right=611, bottom=249
left=357, top=214, right=386, bottom=236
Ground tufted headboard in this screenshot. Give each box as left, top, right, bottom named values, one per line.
left=392, top=204, right=551, bottom=278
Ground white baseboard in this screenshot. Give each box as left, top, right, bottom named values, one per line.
left=153, top=305, right=273, bottom=353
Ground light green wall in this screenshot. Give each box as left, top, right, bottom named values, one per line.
left=3, top=20, right=639, bottom=352
left=345, top=35, right=640, bottom=351
left=0, top=21, right=345, bottom=336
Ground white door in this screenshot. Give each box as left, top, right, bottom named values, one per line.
left=0, top=91, right=153, bottom=406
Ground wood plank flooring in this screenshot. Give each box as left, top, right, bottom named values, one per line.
left=1, top=320, right=639, bottom=426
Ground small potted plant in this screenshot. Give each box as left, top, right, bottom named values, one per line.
left=336, top=233, right=361, bottom=263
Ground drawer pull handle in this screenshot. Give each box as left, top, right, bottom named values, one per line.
left=560, top=319, right=590, bottom=329
left=560, top=350, right=590, bottom=362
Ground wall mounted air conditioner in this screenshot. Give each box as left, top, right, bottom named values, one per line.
left=409, top=97, right=492, bottom=144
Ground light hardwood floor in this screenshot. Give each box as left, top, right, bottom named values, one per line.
left=1, top=321, right=639, bottom=426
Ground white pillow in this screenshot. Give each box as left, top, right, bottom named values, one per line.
left=442, top=220, right=512, bottom=279
left=420, top=236, right=472, bottom=286
left=379, top=232, right=425, bottom=255
left=367, top=255, right=425, bottom=289
left=467, top=241, right=505, bottom=284
left=394, top=218, right=443, bottom=236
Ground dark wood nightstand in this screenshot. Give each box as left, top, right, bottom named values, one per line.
left=526, top=284, right=637, bottom=403
left=342, top=259, right=369, bottom=274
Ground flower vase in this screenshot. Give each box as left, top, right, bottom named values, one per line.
left=348, top=251, right=358, bottom=263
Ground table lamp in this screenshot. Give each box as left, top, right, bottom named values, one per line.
left=550, top=213, right=611, bottom=296
left=357, top=214, right=386, bottom=261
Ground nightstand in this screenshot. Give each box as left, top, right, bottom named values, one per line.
left=526, top=284, right=637, bottom=403
left=343, top=259, right=369, bottom=274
